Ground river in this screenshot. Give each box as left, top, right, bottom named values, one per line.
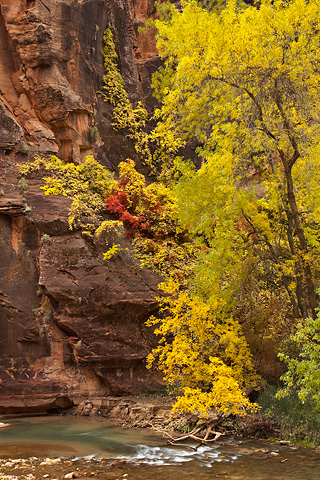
left=0, top=415, right=319, bottom=479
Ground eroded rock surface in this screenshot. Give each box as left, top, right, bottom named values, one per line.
left=0, top=0, right=164, bottom=413
left=0, top=175, right=163, bottom=412
left=0, top=0, right=159, bottom=169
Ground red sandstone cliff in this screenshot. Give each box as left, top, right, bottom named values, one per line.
left=0, top=0, right=164, bottom=413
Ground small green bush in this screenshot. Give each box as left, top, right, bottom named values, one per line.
left=18, top=176, right=29, bottom=192
left=258, top=386, right=320, bottom=447
left=41, top=234, right=51, bottom=244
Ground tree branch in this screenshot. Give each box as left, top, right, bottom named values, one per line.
left=151, top=422, right=224, bottom=447
left=274, top=79, right=300, bottom=169
left=211, top=76, right=277, bottom=142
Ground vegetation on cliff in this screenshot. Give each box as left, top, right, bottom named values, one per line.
left=19, top=155, right=115, bottom=234
left=99, top=25, right=152, bottom=166
left=20, top=152, right=257, bottom=417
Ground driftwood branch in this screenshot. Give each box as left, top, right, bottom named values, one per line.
left=151, top=421, right=224, bottom=449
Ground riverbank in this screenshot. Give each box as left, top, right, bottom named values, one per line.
left=67, top=394, right=279, bottom=443
left=0, top=393, right=299, bottom=447
left=0, top=456, right=128, bottom=480
left=0, top=413, right=320, bottom=480
left=70, top=393, right=320, bottom=449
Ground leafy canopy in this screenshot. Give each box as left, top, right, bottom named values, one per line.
left=147, top=280, right=260, bottom=416
left=152, top=0, right=320, bottom=155
left=150, top=0, right=320, bottom=318
left=278, top=309, right=320, bottom=408
left=145, top=0, right=320, bottom=415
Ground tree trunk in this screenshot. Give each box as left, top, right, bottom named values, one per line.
left=284, top=164, right=317, bottom=318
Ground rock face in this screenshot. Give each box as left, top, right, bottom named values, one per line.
left=0, top=0, right=160, bottom=169
left=0, top=0, right=164, bottom=413
left=0, top=170, right=163, bottom=413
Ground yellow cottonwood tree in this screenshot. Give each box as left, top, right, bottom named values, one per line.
left=151, top=0, right=320, bottom=319
left=145, top=0, right=320, bottom=415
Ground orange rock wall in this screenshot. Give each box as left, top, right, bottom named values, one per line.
left=0, top=0, right=160, bottom=167
left=0, top=0, right=163, bottom=413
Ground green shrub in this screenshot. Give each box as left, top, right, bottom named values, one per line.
left=258, top=386, right=320, bottom=447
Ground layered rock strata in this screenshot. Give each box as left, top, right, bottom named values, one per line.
left=0, top=0, right=160, bottom=168
left=0, top=0, right=163, bottom=413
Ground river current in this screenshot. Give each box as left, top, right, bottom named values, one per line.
left=0, top=415, right=319, bottom=479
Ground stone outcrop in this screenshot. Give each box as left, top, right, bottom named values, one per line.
left=0, top=0, right=160, bottom=169
left=0, top=169, right=163, bottom=412
left=0, top=100, right=23, bottom=148
left=0, top=0, right=164, bottom=413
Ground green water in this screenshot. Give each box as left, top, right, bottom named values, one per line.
left=0, top=415, right=319, bottom=479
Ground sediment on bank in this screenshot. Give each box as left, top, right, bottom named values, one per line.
left=70, top=395, right=279, bottom=442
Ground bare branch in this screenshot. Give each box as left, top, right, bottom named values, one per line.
left=151, top=423, right=224, bottom=447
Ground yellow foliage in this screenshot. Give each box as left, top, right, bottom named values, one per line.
left=103, top=244, right=122, bottom=260
left=151, top=0, right=320, bottom=321
left=95, top=220, right=125, bottom=260
left=147, top=280, right=260, bottom=416
left=95, top=220, right=124, bottom=239
left=19, top=155, right=115, bottom=234
left=99, top=26, right=152, bottom=166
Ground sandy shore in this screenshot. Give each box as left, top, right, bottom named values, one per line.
left=0, top=456, right=130, bottom=480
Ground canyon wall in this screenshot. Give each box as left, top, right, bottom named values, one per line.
left=0, top=0, right=164, bottom=413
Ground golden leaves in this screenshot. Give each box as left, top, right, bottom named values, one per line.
left=147, top=282, right=260, bottom=416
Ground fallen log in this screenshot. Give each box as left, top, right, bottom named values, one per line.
left=151, top=419, right=224, bottom=448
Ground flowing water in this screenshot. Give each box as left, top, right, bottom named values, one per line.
left=0, top=415, right=319, bottom=479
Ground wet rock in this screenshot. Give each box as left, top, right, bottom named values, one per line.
left=255, top=448, right=270, bottom=454
left=236, top=447, right=255, bottom=455
left=110, top=460, right=126, bottom=467
left=64, top=472, right=79, bottom=479
left=0, top=422, right=10, bottom=428
left=40, top=458, right=62, bottom=466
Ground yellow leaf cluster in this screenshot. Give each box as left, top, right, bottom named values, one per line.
left=19, top=155, right=115, bottom=233
left=103, top=244, right=122, bottom=260
left=147, top=280, right=260, bottom=416
left=151, top=0, right=320, bottom=323
left=99, top=26, right=152, bottom=165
